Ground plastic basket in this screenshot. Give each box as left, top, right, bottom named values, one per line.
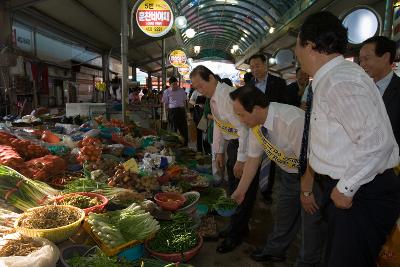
left=14, top=205, right=85, bottom=243
left=82, top=219, right=144, bottom=257
left=53, top=192, right=108, bottom=215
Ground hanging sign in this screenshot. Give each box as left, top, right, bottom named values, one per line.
left=178, top=63, right=190, bottom=76
left=135, top=0, right=174, bottom=37
left=169, top=50, right=187, bottom=67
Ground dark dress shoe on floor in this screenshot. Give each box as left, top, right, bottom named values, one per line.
left=216, top=237, right=242, bottom=253
left=250, top=249, right=285, bottom=262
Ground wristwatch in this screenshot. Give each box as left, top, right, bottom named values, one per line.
left=301, top=191, right=313, bottom=197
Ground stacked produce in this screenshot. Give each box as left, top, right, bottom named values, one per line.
left=25, top=155, right=66, bottom=181
left=108, top=163, right=138, bottom=188
left=87, top=203, right=159, bottom=248
left=0, top=145, right=27, bottom=173
left=0, top=165, right=59, bottom=211
left=17, top=205, right=82, bottom=229
left=77, top=137, right=102, bottom=163
left=56, top=194, right=101, bottom=209
left=67, top=249, right=130, bottom=267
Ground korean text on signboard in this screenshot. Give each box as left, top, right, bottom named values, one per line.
left=135, top=0, right=174, bottom=37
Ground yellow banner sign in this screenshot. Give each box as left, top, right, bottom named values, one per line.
left=136, top=0, right=174, bottom=37
left=178, top=63, right=190, bottom=75
left=169, top=50, right=187, bottom=67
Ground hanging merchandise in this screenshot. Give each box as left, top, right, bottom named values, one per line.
left=169, top=50, right=187, bottom=68
left=134, top=0, right=174, bottom=38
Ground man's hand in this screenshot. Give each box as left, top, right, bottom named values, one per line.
left=300, top=194, right=319, bottom=214
left=216, top=153, right=225, bottom=173
left=330, top=187, right=353, bottom=209
left=231, top=187, right=246, bottom=205
left=233, top=161, right=245, bottom=179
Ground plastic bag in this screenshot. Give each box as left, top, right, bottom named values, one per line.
left=0, top=233, right=59, bottom=267
left=83, top=129, right=100, bottom=138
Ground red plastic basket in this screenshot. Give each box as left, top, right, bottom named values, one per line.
left=53, top=192, right=108, bottom=215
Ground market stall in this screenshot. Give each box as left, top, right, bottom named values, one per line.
left=0, top=113, right=237, bottom=267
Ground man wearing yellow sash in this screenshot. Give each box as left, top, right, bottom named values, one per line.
left=190, top=65, right=257, bottom=254
left=230, top=85, right=323, bottom=266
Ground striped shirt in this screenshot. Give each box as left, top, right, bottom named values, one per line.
left=309, top=56, right=399, bottom=197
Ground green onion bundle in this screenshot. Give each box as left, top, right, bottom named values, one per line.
left=0, top=165, right=59, bottom=211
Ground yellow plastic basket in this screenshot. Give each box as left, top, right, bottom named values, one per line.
left=14, top=205, right=85, bottom=243
left=83, top=219, right=147, bottom=256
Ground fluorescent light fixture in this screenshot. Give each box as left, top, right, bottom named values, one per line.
left=242, top=29, right=249, bottom=35
left=175, top=16, right=187, bottom=29
left=269, top=27, right=275, bottom=34
left=230, top=48, right=235, bottom=54
left=269, top=57, right=276, bottom=65
left=241, top=37, right=246, bottom=41
left=199, top=4, right=204, bottom=8
left=185, top=28, right=196, bottom=38
left=216, top=0, right=238, bottom=4
left=194, top=46, right=201, bottom=54
left=232, top=45, right=239, bottom=51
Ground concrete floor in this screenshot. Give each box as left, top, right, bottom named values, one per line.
left=189, top=180, right=300, bottom=267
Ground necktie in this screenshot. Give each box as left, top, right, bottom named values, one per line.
left=298, top=86, right=313, bottom=177
left=259, top=126, right=271, bottom=192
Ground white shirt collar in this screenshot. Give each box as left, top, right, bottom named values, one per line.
left=376, top=70, right=394, bottom=94
left=312, top=55, right=345, bottom=90
left=264, top=103, right=276, bottom=131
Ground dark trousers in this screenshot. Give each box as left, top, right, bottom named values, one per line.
left=168, top=107, right=188, bottom=146
left=226, top=139, right=259, bottom=240
left=262, top=161, right=276, bottom=199
left=196, top=128, right=211, bottom=154
left=317, top=169, right=400, bottom=267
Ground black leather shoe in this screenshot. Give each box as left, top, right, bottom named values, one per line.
left=250, top=249, right=285, bottom=262
left=216, top=237, right=242, bottom=253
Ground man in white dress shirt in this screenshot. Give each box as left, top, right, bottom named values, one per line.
left=190, top=65, right=258, bottom=253
left=295, top=11, right=400, bottom=266
left=229, top=85, right=324, bottom=266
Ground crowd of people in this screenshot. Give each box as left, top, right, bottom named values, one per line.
left=160, top=11, right=400, bottom=267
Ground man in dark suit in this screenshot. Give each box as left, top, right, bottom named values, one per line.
left=360, top=36, right=400, bottom=148
left=286, top=67, right=310, bottom=107
left=248, top=54, right=289, bottom=203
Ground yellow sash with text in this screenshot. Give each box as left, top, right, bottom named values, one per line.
left=214, top=118, right=239, bottom=138
left=252, top=125, right=299, bottom=169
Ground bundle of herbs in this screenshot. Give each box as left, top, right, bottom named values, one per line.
left=0, top=165, right=59, bottom=211
left=18, top=206, right=82, bottom=229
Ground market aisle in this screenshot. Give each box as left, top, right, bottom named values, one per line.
left=190, top=177, right=300, bottom=267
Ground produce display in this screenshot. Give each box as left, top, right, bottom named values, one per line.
left=213, top=196, right=238, bottom=211
left=25, top=155, right=66, bottom=181
left=57, top=194, right=101, bottom=209
left=0, top=235, right=43, bottom=256
left=148, top=221, right=198, bottom=253
left=87, top=203, right=159, bottom=248
left=67, top=250, right=130, bottom=267
left=0, top=165, right=59, bottom=211
left=17, top=205, right=82, bottom=229
left=77, top=137, right=102, bottom=163
left=0, top=117, right=220, bottom=264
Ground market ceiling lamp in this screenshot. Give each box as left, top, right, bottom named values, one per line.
left=269, top=27, right=275, bottom=34
left=232, top=45, right=239, bottom=51
left=230, top=48, right=235, bottom=54
left=194, top=46, right=201, bottom=54
left=269, top=57, right=276, bottom=65
left=185, top=28, right=196, bottom=38
left=175, top=16, right=187, bottom=29
left=216, top=0, right=238, bottom=4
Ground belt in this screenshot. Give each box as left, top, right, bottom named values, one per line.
left=169, top=107, right=185, bottom=110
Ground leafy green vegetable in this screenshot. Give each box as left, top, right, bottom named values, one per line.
left=213, top=196, right=237, bottom=211
left=198, top=187, right=226, bottom=211
left=63, top=178, right=108, bottom=194
left=67, top=250, right=129, bottom=267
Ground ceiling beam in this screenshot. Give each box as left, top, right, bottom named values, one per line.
left=132, top=56, right=162, bottom=67
left=128, top=31, right=174, bottom=50
left=8, top=0, right=47, bottom=10
left=68, top=0, right=119, bottom=36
